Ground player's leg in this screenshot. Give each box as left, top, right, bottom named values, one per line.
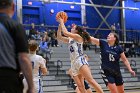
left=84, top=81, right=92, bottom=93
left=100, top=68, right=118, bottom=93
left=107, top=83, right=118, bottom=93
left=115, top=75, right=125, bottom=93
left=72, top=62, right=87, bottom=93
left=79, top=65, right=103, bottom=93
left=86, top=88, right=93, bottom=93
left=73, top=75, right=87, bottom=93
left=116, top=85, right=125, bottom=93
left=75, top=74, right=85, bottom=93
left=75, top=87, right=81, bottom=93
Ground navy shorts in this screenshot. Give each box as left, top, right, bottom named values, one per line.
left=100, top=68, right=124, bottom=86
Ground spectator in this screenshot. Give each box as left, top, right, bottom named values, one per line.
left=29, top=23, right=37, bottom=39
left=121, top=44, right=129, bottom=57
left=128, top=44, right=136, bottom=57
left=48, top=30, right=59, bottom=47
left=39, top=36, right=51, bottom=60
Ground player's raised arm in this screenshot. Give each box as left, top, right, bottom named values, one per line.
left=57, top=24, right=69, bottom=43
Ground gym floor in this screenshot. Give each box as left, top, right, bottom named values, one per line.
left=103, top=89, right=140, bottom=93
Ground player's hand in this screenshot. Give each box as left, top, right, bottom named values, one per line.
left=57, top=17, right=64, bottom=24
left=129, top=70, right=136, bottom=77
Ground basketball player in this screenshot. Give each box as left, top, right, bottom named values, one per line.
left=23, top=40, right=48, bottom=93
left=57, top=18, right=104, bottom=93
left=90, top=32, right=136, bottom=93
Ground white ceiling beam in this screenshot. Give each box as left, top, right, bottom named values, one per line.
left=42, top=0, right=139, bottom=10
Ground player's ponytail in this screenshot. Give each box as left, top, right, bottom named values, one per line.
left=76, top=26, right=91, bottom=43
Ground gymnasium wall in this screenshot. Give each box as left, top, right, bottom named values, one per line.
left=21, top=0, right=140, bottom=41
left=22, top=0, right=120, bottom=37
left=125, top=0, right=140, bottom=43
left=22, top=0, right=81, bottom=26
left=125, top=0, right=140, bottom=30
left=85, top=0, right=120, bottom=38
left=13, top=0, right=17, bottom=20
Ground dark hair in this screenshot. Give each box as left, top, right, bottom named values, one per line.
left=111, top=32, right=119, bottom=46
left=0, top=0, right=13, bottom=9
left=76, top=26, right=91, bottom=43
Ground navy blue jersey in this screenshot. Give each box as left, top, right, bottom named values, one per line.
left=99, top=39, right=123, bottom=72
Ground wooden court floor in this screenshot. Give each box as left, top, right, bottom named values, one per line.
left=125, top=90, right=140, bottom=93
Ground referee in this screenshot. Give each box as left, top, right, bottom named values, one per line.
left=0, top=0, right=34, bottom=93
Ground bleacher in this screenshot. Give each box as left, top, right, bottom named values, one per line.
left=42, top=42, right=140, bottom=93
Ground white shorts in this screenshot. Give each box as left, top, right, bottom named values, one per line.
left=23, top=78, right=43, bottom=93
left=71, top=56, right=89, bottom=76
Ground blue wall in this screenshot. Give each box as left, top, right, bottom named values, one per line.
left=125, top=0, right=140, bottom=30
left=13, top=0, right=17, bottom=20
left=125, top=0, right=140, bottom=42
left=86, top=0, right=121, bottom=38
left=22, top=0, right=81, bottom=26
left=21, top=0, right=140, bottom=41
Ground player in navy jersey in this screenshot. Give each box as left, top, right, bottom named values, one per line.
left=90, top=32, right=135, bottom=93
left=57, top=18, right=104, bottom=93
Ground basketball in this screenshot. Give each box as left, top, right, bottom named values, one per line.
left=56, top=11, right=68, bottom=23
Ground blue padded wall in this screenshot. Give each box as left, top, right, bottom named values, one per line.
left=21, top=0, right=140, bottom=41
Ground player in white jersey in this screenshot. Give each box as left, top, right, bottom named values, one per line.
left=57, top=18, right=104, bottom=93
left=23, top=40, right=48, bottom=93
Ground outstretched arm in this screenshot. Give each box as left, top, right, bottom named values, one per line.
left=120, top=52, right=136, bottom=76
left=57, top=25, right=69, bottom=43
left=90, top=36, right=100, bottom=46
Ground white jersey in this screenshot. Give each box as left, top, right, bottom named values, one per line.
left=29, top=54, right=46, bottom=80
left=68, top=38, right=83, bottom=63
left=23, top=53, right=46, bottom=93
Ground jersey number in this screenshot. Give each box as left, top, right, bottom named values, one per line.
left=31, top=61, right=34, bottom=69
left=109, top=54, right=115, bottom=61
left=70, top=46, right=74, bottom=53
